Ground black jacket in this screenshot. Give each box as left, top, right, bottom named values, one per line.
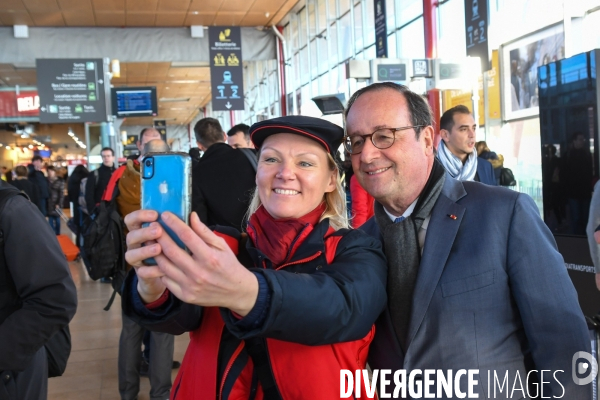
left=10, top=178, right=40, bottom=208
left=192, top=142, right=256, bottom=230
left=0, top=182, right=77, bottom=372
left=85, top=164, right=116, bottom=210
left=28, top=170, right=49, bottom=199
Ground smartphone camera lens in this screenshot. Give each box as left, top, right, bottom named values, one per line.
left=145, top=159, right=152, bottom=167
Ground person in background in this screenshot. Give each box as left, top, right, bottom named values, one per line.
left=67, top=165, right=89, bottom=237
left=0, top=180, right=77, bottom=400
left=4, top=169, right=12, bottom=184
left=85, top=147, right=116, bottom=213
left=46, top=166, right=65, bottom=235
left=28, top=155, right=49, bottom=216
left=438, top=106, right=497, bottom=185
left=191, top=118, right=256, bottom=230
left=563, top=132, right=593, bottom=235
left=121, top=116, right=387, bottom=399
left=350, top=174, right=374, bottom=228
left=11, top=165, right=40, bottom=208
left=476, top=140, right=505, bottom=185
left=1, top=166, right=7, bottom=181
left=226, top=123, right=254, bottom=149
left=588, top=181, right=600, bottom=291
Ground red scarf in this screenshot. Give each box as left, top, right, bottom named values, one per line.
left=247, top=203, right=327, bottom=267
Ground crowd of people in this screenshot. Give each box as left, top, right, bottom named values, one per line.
left=0, top=83, right=594, bottom=399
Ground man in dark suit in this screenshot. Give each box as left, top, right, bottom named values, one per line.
left=437, top=105, right=497, bottom=186
left=345, top=82, right=590, bottom=398
left=192, top=118, right=256, bottom=230
left=85, top=147, right=116, bottom=211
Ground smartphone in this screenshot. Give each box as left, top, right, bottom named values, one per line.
left=141, top=152, right=192, bottom=265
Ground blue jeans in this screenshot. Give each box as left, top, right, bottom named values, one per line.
left=48, top=215, right=60, bottom=235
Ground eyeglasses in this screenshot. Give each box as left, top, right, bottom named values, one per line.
left=343, top=126, right=424, bottom=155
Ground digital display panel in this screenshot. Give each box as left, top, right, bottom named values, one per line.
left=111, top=86, right=157, bottom=117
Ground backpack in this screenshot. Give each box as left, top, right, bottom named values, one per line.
left=499, top=167, right=516, bottom=186
left=0, top=185, right=71, bottom=378
left=80, top=167, right=127, bottom=310
left=239, top=148, right=258, bottom=172
left=79, top=169, right=99, bottom=215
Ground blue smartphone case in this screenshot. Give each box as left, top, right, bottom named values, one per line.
left=141, top=152, right=191, bottom=265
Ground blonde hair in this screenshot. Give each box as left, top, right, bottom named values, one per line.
left=247, top=152, right=349, bottom=231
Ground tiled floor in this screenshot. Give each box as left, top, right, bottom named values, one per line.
left=48, top=226, right=189, bottom=400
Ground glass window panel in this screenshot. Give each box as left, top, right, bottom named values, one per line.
left=311, top=79, right=319, bottom=97
left=329, top=22, right=339, bottom=66
left=387, top=32, right=397, bottom=58
left=293, top=52, right=301, bottom=90
left=339, top=11, right=353, bottom=61
left=318, top=72, right=330, bottom=95
left=330, top=67, right=339, bottom=93
left=299, top=8, right=308, bottom=48
left=317, top=35, right=329, bottom=74
left=353, top=2, right=364, bottom=53
left=397, top=18, right=425, bottom=59
left=395, top=0, right=422, bottom=28
left=308, top=1, right=317, bottom=38
left=310, top=39, right=319, bottom=77
left=300, top=47, right=310, bottom=85
left=437, top=0, right=466, bottom=59
left=339, top=0, right=351, bottom=15
left=364, top=0, right=375, bottom=47
left=317, top=0, right=327, bottom=33
left=386, top=0, right=396, bottom=32
left=300, top=84, right=311, bottom=114
left=328, top=0, right=338, bottom=19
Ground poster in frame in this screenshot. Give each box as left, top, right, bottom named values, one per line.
left=500, top=23, right=565, bottom=121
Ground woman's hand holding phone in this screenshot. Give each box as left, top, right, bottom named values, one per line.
left=124, top=209, right=168, bottom=304
left=152, top=211, right=259, bottom=317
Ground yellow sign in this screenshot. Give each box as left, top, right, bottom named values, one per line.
left=442, top=76, right=484, bottom=126
left=219, top=29, right=231, bottom=42
left=214, top=53, right=225, bottom=66
left=227, top=53, right=240, bottom=66
left=487, top=50, right=501, bottom=119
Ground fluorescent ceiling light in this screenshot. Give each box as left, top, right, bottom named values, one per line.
left=171, top=62, right=209, bottom=68
left=159, top=97, right=190, bottom=102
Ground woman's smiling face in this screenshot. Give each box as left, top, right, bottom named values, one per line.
left=257, top=133, right=336, bottom=220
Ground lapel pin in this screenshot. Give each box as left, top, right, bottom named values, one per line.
left=447, top=214, right=457, bottom=220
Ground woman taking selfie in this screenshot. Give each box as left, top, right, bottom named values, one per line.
left=121, top=116, right=387, bottom=399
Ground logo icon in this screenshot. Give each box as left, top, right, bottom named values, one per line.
left=222, top=71, right=233, bottom=84
left=219, top=29, right=231, bottom=42
left=572, top=351, right=598, bottom=385
left=159, top=181, right=168, bottom=195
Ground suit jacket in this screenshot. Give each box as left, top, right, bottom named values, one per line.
left=192, top=142, right=256, bottom=230
left=476, top=156, right=497, bottom=185
left=362, top=175, right=590, bottom=399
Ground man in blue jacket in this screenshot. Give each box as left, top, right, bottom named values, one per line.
left=437, top=105, right=497, bottom=185
left=345, top=82, right=590, bottom=398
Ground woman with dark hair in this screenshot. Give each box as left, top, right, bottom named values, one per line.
left=121, top=116, right=387, bottom=399
left=67, top=164, right=89, bottom=239
left=46, top=166, right=64, bottom=235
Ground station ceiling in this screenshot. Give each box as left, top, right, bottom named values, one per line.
left=0, top=0, right=297, bottom=126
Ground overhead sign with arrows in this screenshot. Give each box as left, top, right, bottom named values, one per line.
left=36, top=58, right=107, bottom=123
left=209, top=27, right=245, bottom=111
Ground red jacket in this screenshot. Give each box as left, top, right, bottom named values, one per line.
left=122, top=219, right=387, bottom=399
left=350, top=175, right=374, bottom=228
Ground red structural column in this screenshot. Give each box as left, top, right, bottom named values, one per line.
left=423, top=0, right=441, bottom=147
